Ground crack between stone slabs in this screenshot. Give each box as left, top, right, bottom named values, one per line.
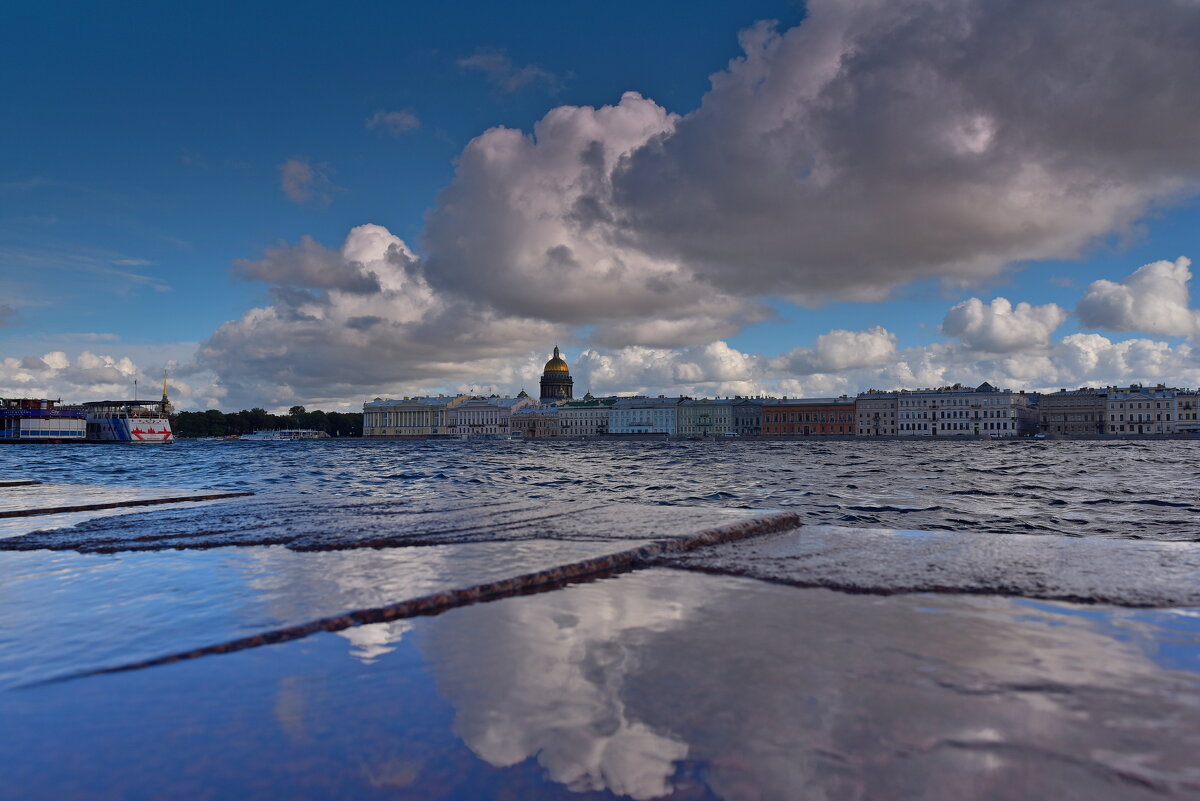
left=0, top=492, right=255, bottom=518
left=655, top=560, right=1194, bottom=609
left=24, top=510, right=802, bottom=687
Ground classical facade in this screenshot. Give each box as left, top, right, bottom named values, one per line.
left=512, top=406, right=561, bottom=438
left=897, top=383, right=1036, bottom=437
left=609, top=397, right=681, bottom=435
left=762, top=398, right=856, bottom=436
left=559, top=395, right=614, bottom=437
left=449, top=395, right=537, bottom=437
left=539, top=346, right=573, bottom=403
left=363, top=395, right=467, bottom=437
left=731, top=399, right=763, bottom=436
left=1039, top=388, right=1106, bottom=436
left=677, top=399, right=734, bottom=437
left=855, top=392, right=898, bottom=436
left=1105, top=385, right=1183, bottom=435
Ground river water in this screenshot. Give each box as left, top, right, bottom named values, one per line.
left=5, top=438, right=1200, bottom=538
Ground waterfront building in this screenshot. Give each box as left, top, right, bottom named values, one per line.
left=608, top=397, right=681, bottom=436
left=559, top=395, right=614, bottom=437
left=731, top=399, right=763, bottom=436
left=512, top=406, right=561, bottom=438
left=855, top=392, right=899, bottom=436
left=677, top=399, right=734, bottom=437
left=762, top=398, right=856, bottom=436
left=1105, top=384, right=1182, bottom=435
left=363, top=395, right=467, bottom=437
left=539, top=346, right=573, bottom=403
left=1176, top=391, right=1200, bottom=434
left=1039, top=388, right=1107, bottom=436
left=896, top=383, right=1036, bottom=437
left=449, top=395, right=537, bottom=436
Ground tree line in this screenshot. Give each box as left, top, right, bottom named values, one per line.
left=171, top=406, right=363, bottom=438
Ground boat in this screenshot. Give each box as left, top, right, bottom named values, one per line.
left=83, top=400, right=174, bottom=443
left=238, top=429, right=330, bottom=441
left=0, top=398, right=87, bottom=443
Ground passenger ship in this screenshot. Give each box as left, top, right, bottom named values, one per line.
left=0, top=398, right=87, bottom=443
left=83, top=399, right=174, bottom=443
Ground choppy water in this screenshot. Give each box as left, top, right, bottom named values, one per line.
left=4, top=438, right=1198, bottom=538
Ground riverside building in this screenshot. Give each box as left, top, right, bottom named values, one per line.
left=762, top=398, right=856, bottom=436
left=677, top=399, right=734, bottom=437
left=897, top=383, right=1036, bottom=437
left=449, top=395, right=537, bottom=437
left=855, top=392, right=899, bottom=436
left=511, top=406, right=561, bottom=438
left=1105, top=385, right=1184, bottom=435
left=609, top=397, right=681, bottom=436
left=558, top=395, right=614, bottom=437
left=363, top=395, right=467, bottom=437
left=1039, top=388, right=1107, bottom=436
left=731, top=399, right=763, bottom=436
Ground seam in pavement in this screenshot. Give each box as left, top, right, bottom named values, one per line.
left=27, top=510, right=802, bottom=687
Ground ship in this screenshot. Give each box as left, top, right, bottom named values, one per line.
left=0, top=398, right=87, bottom=443
left=238, top=429, right=330, bottom=441
left=83, top=399, right=174, bottom=443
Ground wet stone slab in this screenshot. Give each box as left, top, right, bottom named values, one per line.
left=0, top=497, right=798, bottom=687
left=658, top=523, right=1200, bottom=608
left=2, top=569, right=1197, bottom=801
left=0, top=481, right=252, bottom=524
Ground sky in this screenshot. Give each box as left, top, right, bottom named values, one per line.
left=3, top=0, right=1200, bottom=412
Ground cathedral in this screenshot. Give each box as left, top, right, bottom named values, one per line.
left=539, top=346, right=573, bottom=403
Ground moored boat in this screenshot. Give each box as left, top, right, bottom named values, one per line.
left=83, top=400, right=174, bottom=443
left=0, top=398, right=87, bottom=443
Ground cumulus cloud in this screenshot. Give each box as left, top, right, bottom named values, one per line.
left=197, top=224, right=563, bottom=408
left=279, top=158, right=336, bottom=205
left=770, top=326, right=899, bottom=375
left=365, top=109, right=420, bottom=136
left=0, top=349, right=225, bottom=409
left=458, top=48, right=560, bottom=93
left=1076, top=257, right=1200, bottom=338
left=942, top=297, right=1068, bottom=352
left=607, top=1, right=1200, bottom=301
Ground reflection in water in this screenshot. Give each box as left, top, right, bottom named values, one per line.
left=424, top=574, right=695, bottom=799
left=418, top=569, right=1200, bottom=801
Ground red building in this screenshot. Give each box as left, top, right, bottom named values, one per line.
left=762, top=398, right=856, bottom=436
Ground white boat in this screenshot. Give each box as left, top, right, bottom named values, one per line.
left=0, top=398, right=87, bottom=443
left=239, top=429, right=330, bottom=441
left=83, top=400, right=174, bottom=443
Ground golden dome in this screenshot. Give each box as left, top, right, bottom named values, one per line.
left=543, top=346, right=569, bottom=373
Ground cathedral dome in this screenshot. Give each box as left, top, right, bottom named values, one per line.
left=543, top=346, right=569, bottom=374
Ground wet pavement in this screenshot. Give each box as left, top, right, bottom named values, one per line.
left=1, top=482, right=1199, bottom=799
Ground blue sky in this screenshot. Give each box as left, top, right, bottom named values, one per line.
left=3, top=1, right=1200, bottom=410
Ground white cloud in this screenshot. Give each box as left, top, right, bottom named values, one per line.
left=770, top=327, right=899, bottom=375
left=366, top=109, right=420, bottom=136
left=1076, top=257, right=1200, bottom=338
left=279, top=158, right=336, bottom=205
left=942, top=297, right=1068, bottom=352
left=458, top=48, right=560, bottom=93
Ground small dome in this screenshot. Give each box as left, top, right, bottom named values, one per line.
left=543, top=345, right=569, bottom=374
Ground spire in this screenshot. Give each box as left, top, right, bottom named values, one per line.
left=553, top=345, right=561, bottom=358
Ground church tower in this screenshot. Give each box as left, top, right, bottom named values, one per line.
left=539, top=346, right=573, bottom=403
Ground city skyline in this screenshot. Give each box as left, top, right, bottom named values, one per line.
left=4, top=1, right=1200, bottom=413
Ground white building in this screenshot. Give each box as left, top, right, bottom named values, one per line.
left=1105, top=384, right=1186, bottom=435
left=677, top=399, right=734, bottom=437
left=449, top=395, right=537, bottom=437
left=608, top=397, right=681, bottom=435
left=363, top=395, right=467, bottom=437
left=896, top=382, right=1036, bottom=437
left=558, top=395, right=614, bottom=437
